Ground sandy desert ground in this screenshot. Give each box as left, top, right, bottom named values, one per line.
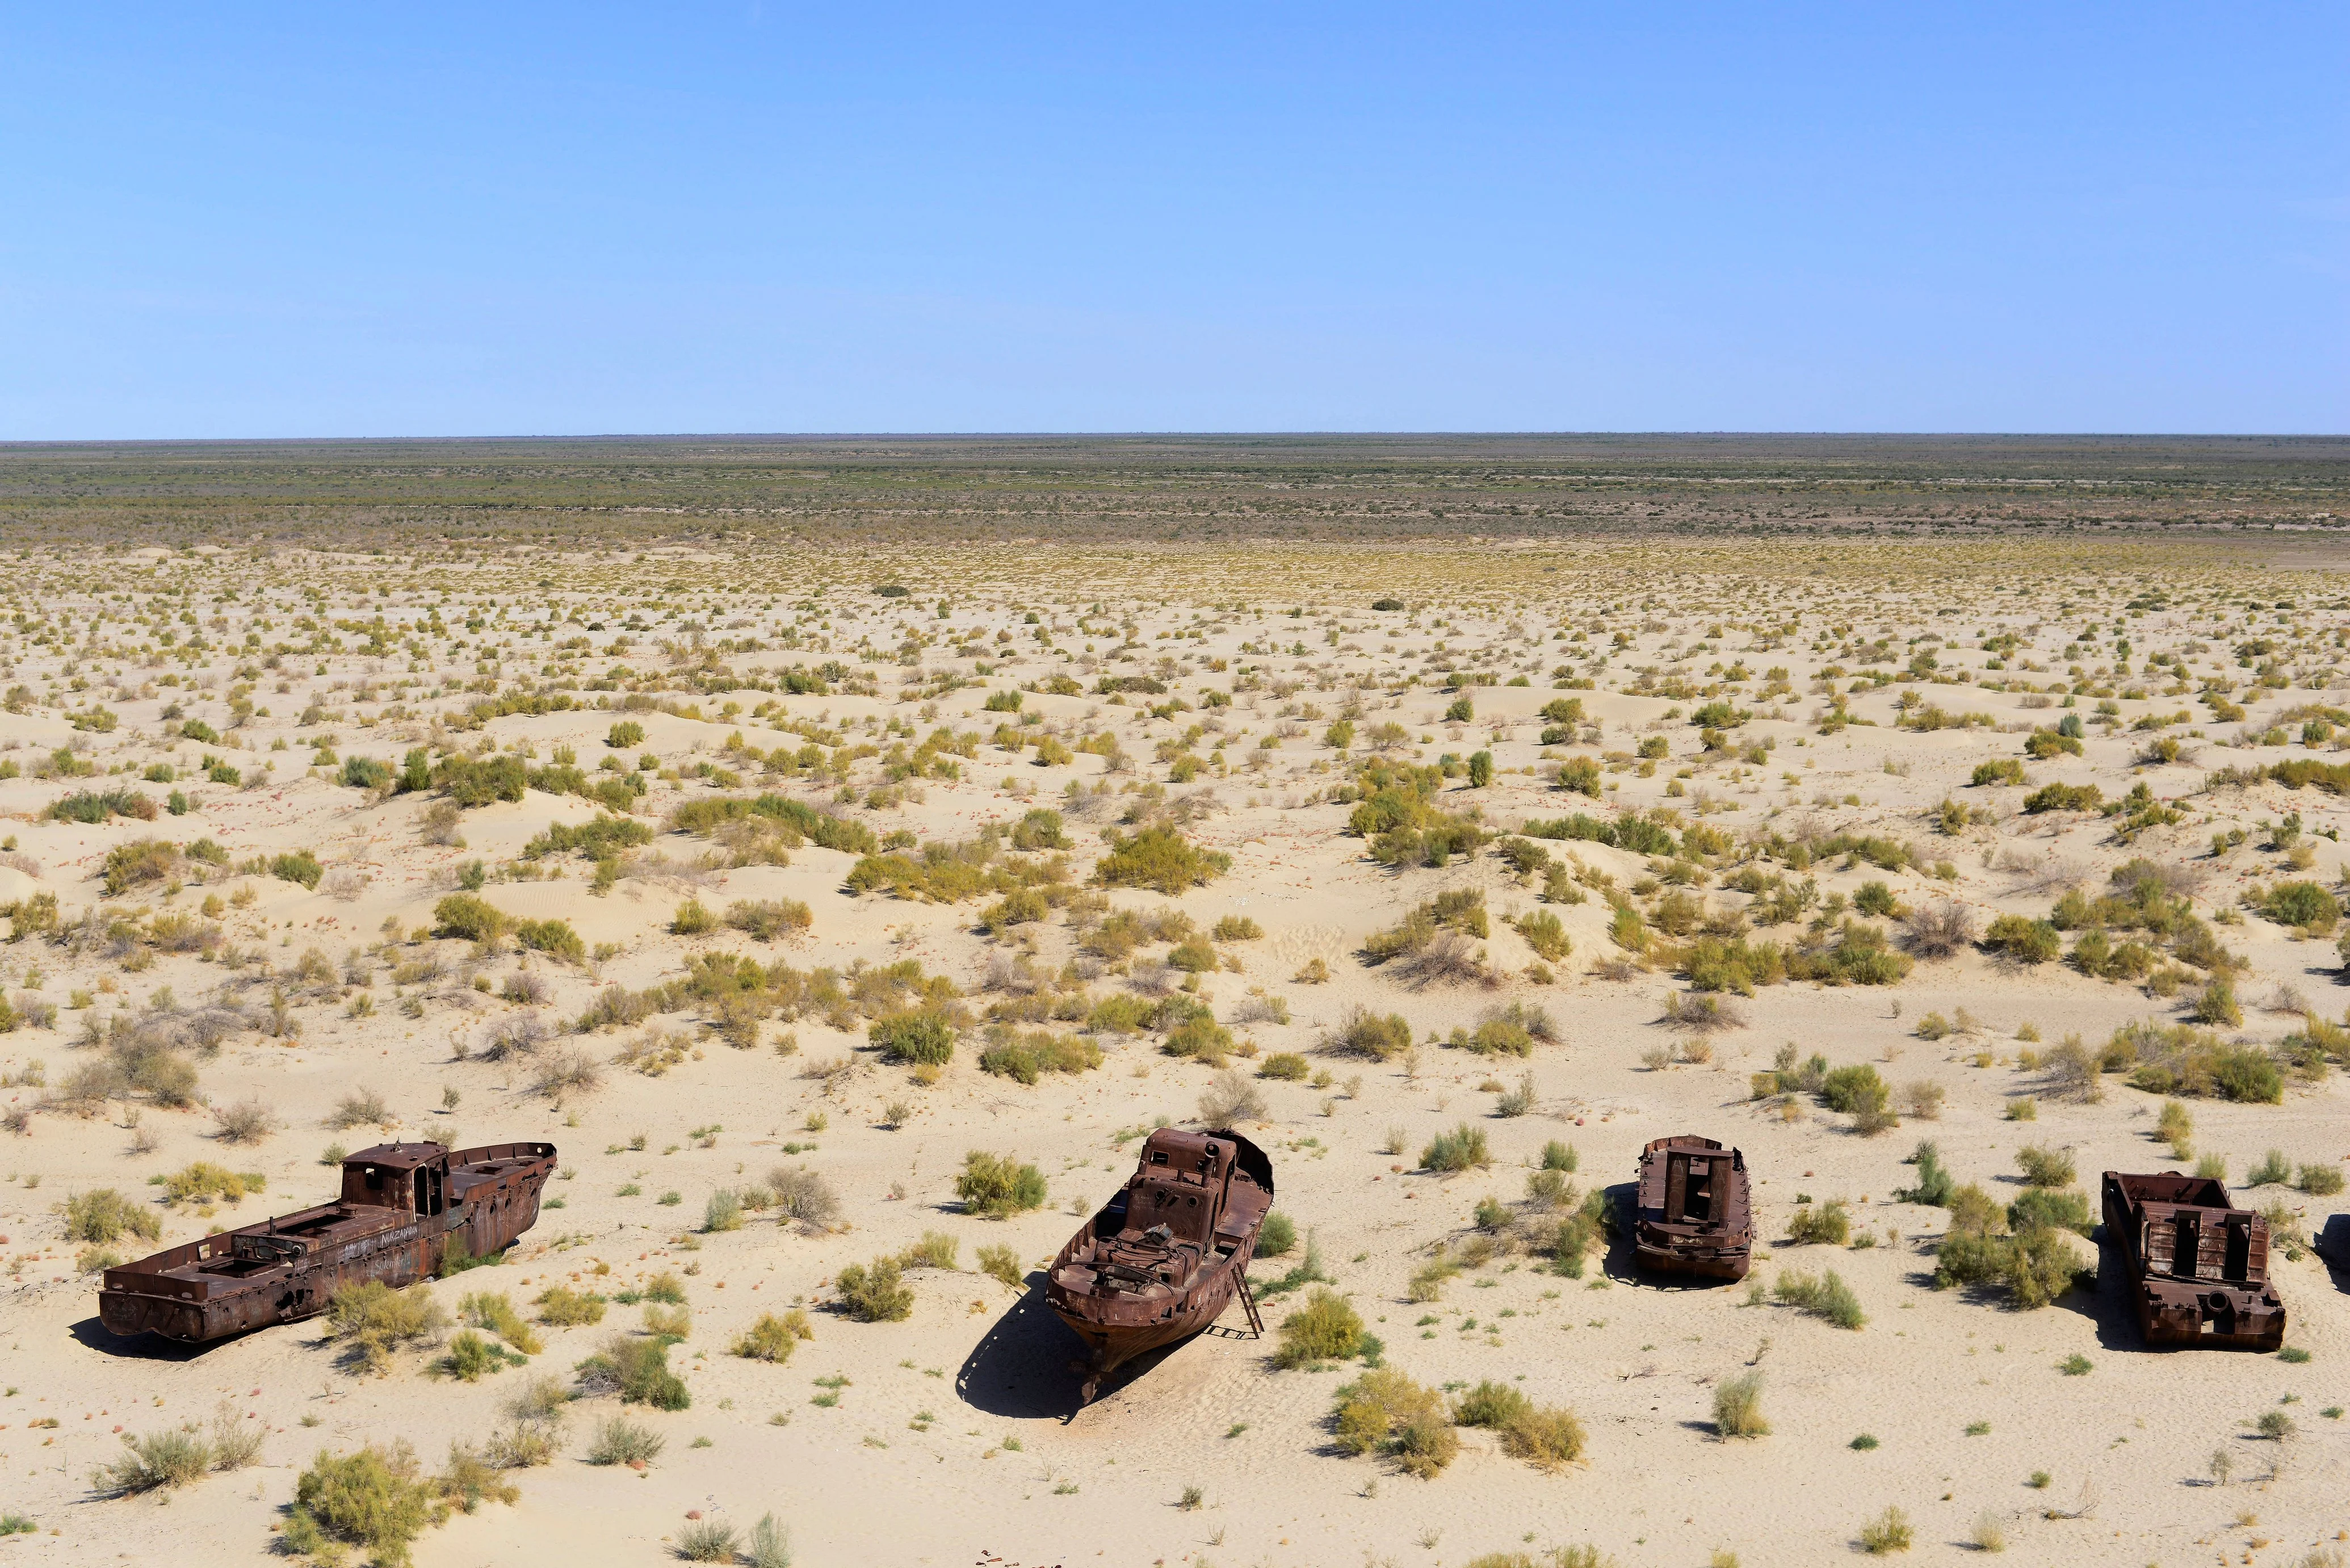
left=2, top=505, right=2349, bottom=1567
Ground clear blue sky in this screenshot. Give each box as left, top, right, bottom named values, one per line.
left=2, top=6, right=2343, bottom=437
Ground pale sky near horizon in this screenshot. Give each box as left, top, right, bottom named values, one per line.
left=2, top=6, right=2343, bottom=438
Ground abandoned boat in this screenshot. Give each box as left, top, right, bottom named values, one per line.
left=98, top=1141, right=556, bottom=1345
left=2103, top=1170, right=2286, bottom=1351
left=1632, top=1134, right=1753, bottom=1280
left=1046, top=1127, right=1274, bottom=1402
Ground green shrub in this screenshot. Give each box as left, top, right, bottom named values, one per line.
left=1896, top=1141, right=1955, bottom=1207
left=1257, top=1051, right=1309, bottom=1081
left=606, top=721, right=646, bottom=749
left=101, top=838, right=181, bottom=896
left=2263, top=881, right=2340, bottom=934
left=955, top=1150, right=1047, bottom=1218
left=1421, top=1124, right=1490, bottom=1173
left=1713, top=1369, right=1769, bottom=1437
left=870, top=1011, right=956, bottom=1065
left=1333, top=1006, right=1413, bottom=1060
left=1982, top=914, right=2062, bottom=964
left=576, top=1334, right=691, bottom=1407
left=1272, top=1288, right=1366, bottom=1369
left=1970, top=758, right=2027, bottom=787
left=1333, top=1367, right=1457, bottom=1477
left=433, top=893, right=510, bottom=944
left=1858, top=1506, right=1913, bottom=1555
left=534, top=1285, right=607, bottom=1326
left=976, top=1243, right=1025, bottom=1289
left=834, top=1256, right=915, bottom=1322
left=669, top=898, right=716, bottom=936
left=89, top=1427, right=213, bottom=1495
left=1095, top=826, right=1231, bottom=894
left=2016, top=1145, right=2075, bottom=1188
left=283, top=1442, right=437, bottom=1565
left=1255, top=1212, right=1298, bottom=1257
left=1820, top=1063, right=1888, bottom=1115
left=327, top=1280, right=453, bottom=1374
left=1774, top=1268, right=1865, bottom=1329
left=733, top=1309, right=813, bottom=1363
left=977, top=1028, right=1101, bottom=1083
left=64, top=1188, right=162, bottom=1245
left=585, top=1415, right=665, bottom=1466
left=2007, top=1188, right=2093, bottom=1235
left=1785, top=1199, right=1850, bottom=1246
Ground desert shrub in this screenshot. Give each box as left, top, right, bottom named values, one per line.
left=1774, top=1269, right=1865, bottom=1329
left=769, top=1166, right=841, bottom=1228
left=1332, top=1006, right=1413, bottom=1061
left=1785, top=1199, right=1851, bottom=1246
left=270, top=850, right=325, bottom=890
left=1256, top=1051, right=1310, bottom=1081
left=1095, top=826, right=1231, bottom=894
left=702, top=1189, right=745, bottom=1233
left=89, top=1427, right=212, bottom=1495
left=1820, top=1062, right=1890, bottom=1119
left=676, top=1517, right=742, bottom=1563
left=979, top=1028, right=1102, bottom=1083
left=433, top=893, right=510, bottom=944
left=732, top=1309, right=813, bottom=1363
left=576, top=1334, right=690, bottom=1408
left=1465, top=1017, right=1534, bottom=1057
left=1421, top=1123, right=1490, bottom=1172
left=327, top=1280, right=452, bottom=1374
left=669, top=898, right=716, bottom=936
left=606, top=720, right=646, bottom=749
left=2016, top=1145, right=2074, bottom=1188
left=1858, top=1506, right=1913, bottom=1555
left=870, top=1010, right=956, bottom=1065
left=283, top=1442, right=437, bottom=1566
left=955, top=1150, right=1047, bottom=1218
left=158, top=1161, right=266, bottom=1206
left=434, top=754, right=528, bottom=807
left=47, top=787, right=157, bottom=825
left=1254, top=1212, right=1298, bottom=1258
left=2300, top=1162, right=2345, bottom=1196
left=211, top=1098, right=277, bottom=1145
left=1198, top=1067, right=1268, bottom=1125
left=1211, top=914, right=1262, bottom=941
left=1333, top=1367, right=1458, bottom=1478
left=1273, top=1288, right=1366, bottom=1369
left=2007, top=1188, right=2093, bottom=1235
left=1713, top=1369, right=1768, bottom=1437
left=2108, top=1020, right=2282, bottom=1102
left=585, top=1415, right=665, bottom=1466
left=1516, top=909, right=1571, bottom=961
left=2263, top=880, right=2340, bottom=934
left=1896, top=1141, right=1955, bottom=1207
left=1970, top=758, right=2028, bottom=787
left=2246, top=1148, right=2292, bottom=1187
left=534, top=1286, right=607, bottom=1327
left=834, top=1255, right=915, bottom=1322
left=1982, top=914, right=2062, bottom=964
left=64, top=1188, right=162, bottom=1244
left=101, top=838, right=181, bottom=897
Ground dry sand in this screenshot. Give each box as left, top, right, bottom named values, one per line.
left=0, top=537, right=2345, bottom=1567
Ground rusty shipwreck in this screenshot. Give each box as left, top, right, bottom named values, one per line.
left=1632, top=1134, right=1752, bottom=1280
left=1046, top=1128, right=1273, bottom=1402
left=98, top=1141, right=556, bottom=1346
left=2103, top=1170, right=2285, bottom=1350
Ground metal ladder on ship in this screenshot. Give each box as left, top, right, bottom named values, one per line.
left=1235, top=1269, right=1265, bottom=1338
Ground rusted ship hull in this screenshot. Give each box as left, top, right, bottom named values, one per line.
left=1047, top=1129, right=1273, bottom=1401
left=2103, top=1171, right=2284, bottom=1352
left=1633, top=1135, right=1752, bottom=1281
left=99, top=1141, right=555, bottom=1346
